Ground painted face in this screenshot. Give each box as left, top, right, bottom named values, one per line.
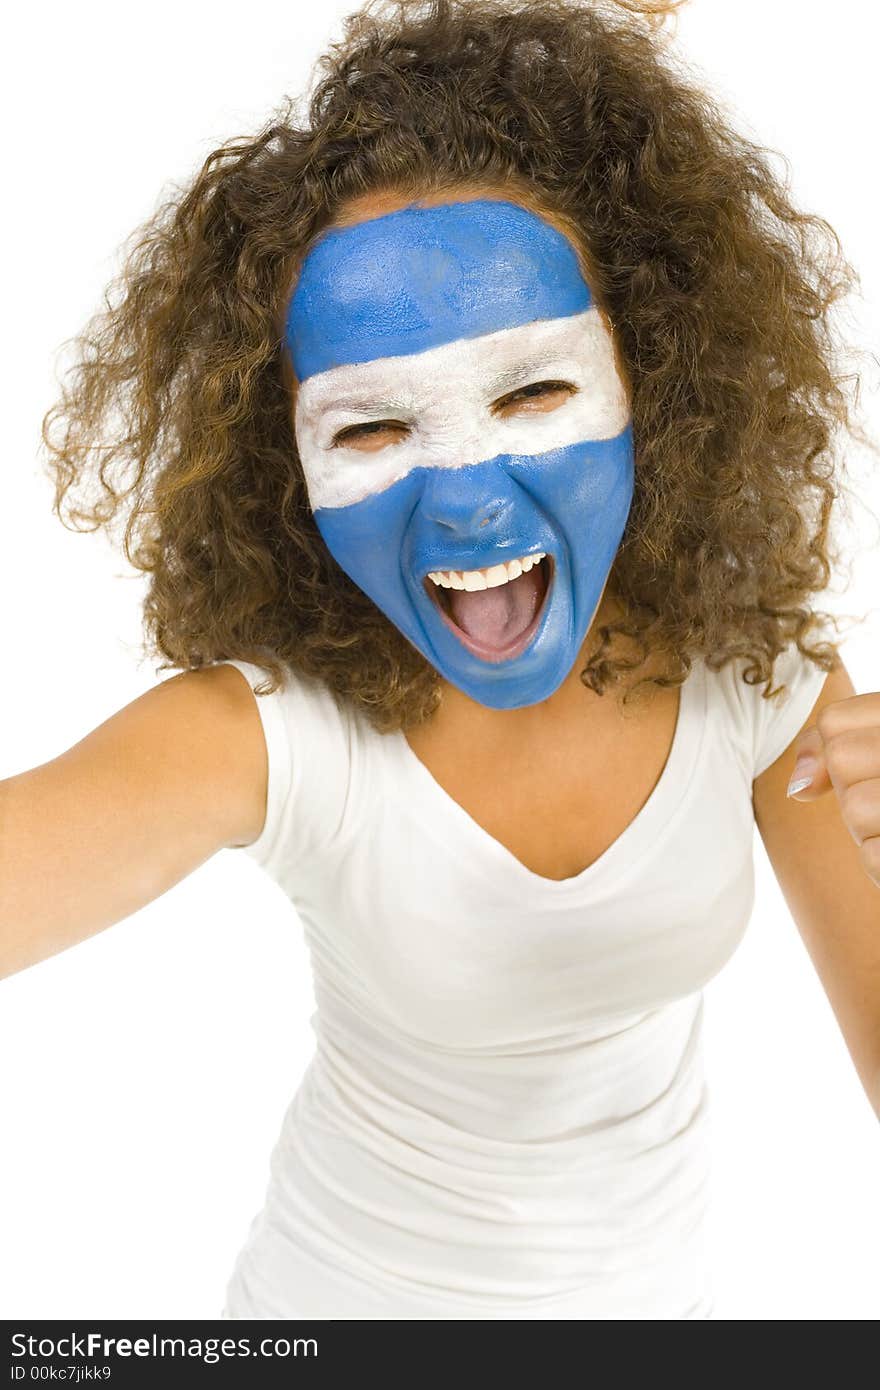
left=286, top=198, right=634, bottom=709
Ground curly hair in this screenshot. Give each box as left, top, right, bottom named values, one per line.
left=42, top=0, right=862, bottom=731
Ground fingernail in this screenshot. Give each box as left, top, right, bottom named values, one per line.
left=786, top=757, right=816, bottom=797
left=786, top=776, right=812, bottom=796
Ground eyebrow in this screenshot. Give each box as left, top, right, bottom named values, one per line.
left=315, top=353, right=574, bottom=419
left=323, top=396, right=413, bottom=417
left=486, top=353, right=573, bottom=396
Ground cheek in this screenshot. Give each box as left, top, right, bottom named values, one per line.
left=503, top=433, right=634, bottom=544
left=312, top=472, right=424, bottom=579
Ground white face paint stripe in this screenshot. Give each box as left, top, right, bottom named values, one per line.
left=294, top=309, right=630, bottom=511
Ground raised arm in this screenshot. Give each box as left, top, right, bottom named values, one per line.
left=753, top=660, right=880, bottom=1120
left=0, top=663, right=267, bottom=981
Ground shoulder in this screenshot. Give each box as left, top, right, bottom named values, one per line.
left=160, top=659, right=268, bottom=737
left=701, top=639, right=836, bottom=782
left=752, top=655, right=854, bottom=790
left=154, top=663, right=274, bottom=848
left=208, top=659, right=366, bottom=870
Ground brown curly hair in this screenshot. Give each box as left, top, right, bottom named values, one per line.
left=42, top=0, right=862, bottom=732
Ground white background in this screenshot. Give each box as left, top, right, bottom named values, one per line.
left=2, top=0, right=879, bottom=1321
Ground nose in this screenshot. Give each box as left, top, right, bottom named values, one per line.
left=419, top=465, right=514, bottom=535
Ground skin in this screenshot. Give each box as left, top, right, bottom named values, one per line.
left=402, top=589, right=686, bottom=886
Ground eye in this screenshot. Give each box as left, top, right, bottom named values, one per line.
left=493, top=379, right=578, bottom=416
left=330, top=420, right=410, bottom=452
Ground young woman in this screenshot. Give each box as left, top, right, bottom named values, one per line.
left=3, top=0, right=879, bottom=1320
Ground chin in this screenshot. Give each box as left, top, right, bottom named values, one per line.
left=445, top=651, right=578, bottom=710
left=426, top=614, right=584, bottom=712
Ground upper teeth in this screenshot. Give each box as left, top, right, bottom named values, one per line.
left=426, top=552, right=547, bottom=590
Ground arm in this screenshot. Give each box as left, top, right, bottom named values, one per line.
left=752, top=660, right=880, bottom=1119
left=0, top=663, right=267, bottom=981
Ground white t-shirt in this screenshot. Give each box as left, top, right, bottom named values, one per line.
left=215, top=643, right=828, bottom=1320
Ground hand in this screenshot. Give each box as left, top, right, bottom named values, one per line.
left=787, top=691, right=880, bottom=888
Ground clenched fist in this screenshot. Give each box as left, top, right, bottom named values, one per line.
left=788, top=692, right=880, bottom=888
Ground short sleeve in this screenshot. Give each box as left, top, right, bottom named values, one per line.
left=750, top=643, right=832, bottom=778
left=215, top=658, right=358, bottom=882
left=218, top=660, right=295, bottom=867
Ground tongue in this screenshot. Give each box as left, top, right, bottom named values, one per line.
left=448, top=566, right=543, bottom=649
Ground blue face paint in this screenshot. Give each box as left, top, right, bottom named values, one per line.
left=287, top=198, right=635, bottom=710
left=287, top=199, right=593, bottom=378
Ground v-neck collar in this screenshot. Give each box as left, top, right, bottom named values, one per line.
left=383, top=659, right=708, bottom=898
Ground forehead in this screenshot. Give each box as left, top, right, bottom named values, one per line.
left=285, top=198, right=592, bottom=384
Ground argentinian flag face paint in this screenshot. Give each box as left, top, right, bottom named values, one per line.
left=286, top=198, right=634, bottom=709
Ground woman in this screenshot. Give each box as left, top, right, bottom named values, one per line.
left=3, top=0, right=879, bottom=1319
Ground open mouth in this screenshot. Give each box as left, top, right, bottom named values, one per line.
left=422, top=552, right=554, bottom=664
